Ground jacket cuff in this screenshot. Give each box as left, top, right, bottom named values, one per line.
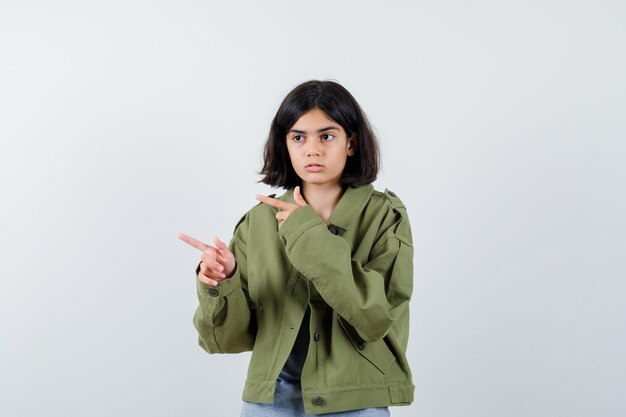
left=278, top=204, right=325, bottom=253
left=195, top=262, right=241, bottom=300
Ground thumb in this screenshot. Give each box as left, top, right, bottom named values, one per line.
left=294, top=186, right=308, bottom=206
left=213, top=236, right=228, bottom=252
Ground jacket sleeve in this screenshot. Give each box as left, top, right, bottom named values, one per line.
left=277, top=200, right=414, bottom=343
left=192, top=212, right=256, bottom=353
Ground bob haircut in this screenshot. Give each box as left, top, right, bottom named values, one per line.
left=258, top=80, right=380, bottom=190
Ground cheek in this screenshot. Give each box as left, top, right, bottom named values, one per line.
left=288, top=150, right=301, bottom=164
left=331, top=154, right=349, bottom=170
left=285, top=144, right=297, bottom=160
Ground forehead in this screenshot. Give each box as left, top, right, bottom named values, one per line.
left=290, top=108, right=342, bottom=131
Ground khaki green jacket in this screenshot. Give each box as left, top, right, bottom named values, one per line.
left=193, top=183, right=415, bottom=414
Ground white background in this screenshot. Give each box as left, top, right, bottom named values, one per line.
left=1, top=1, right=625, bottom=416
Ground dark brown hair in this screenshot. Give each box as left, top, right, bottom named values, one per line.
left=257, top=80, right=380, bottom=189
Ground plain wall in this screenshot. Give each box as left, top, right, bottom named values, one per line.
left=1, top=1, right=624, bottom=416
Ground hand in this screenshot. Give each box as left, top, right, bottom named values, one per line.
left=255, top=186, right=308, bottom=229
left=178, top=233, right=237, bottom=286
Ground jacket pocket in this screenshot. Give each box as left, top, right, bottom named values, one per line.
left=337, top=316, right=396, bottom=374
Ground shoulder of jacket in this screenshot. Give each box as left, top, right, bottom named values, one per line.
left=242, top=192, right=279, bottom=226
left=232, top=191, right=280, bottom=237
left=371, top=188, right=406, bottom=211
left=369, top=187, right=413, bottom=247
left=232, top=210, right=249, bottom=234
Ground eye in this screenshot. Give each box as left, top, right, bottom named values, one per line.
left=291, top=135, right=304, bottom=143
left=321, top=134, right=334, bottom=141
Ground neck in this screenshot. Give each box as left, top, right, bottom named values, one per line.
left=300, top=182, right=345, bottom=224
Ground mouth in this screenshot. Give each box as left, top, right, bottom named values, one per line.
left=305, top=163, right=324, bottom=172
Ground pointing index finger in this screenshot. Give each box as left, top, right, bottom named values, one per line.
left=255, top=194, right=292, bottom=210
left=178, top=232, right=214, bottom=254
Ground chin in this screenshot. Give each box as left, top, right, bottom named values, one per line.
left=303, top=178, right=342, bottom=188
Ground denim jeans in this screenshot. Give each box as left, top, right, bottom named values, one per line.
left=240, top=377, right=390, bottom=417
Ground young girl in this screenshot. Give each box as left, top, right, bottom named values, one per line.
left=179, top=80, right=414, bottom=416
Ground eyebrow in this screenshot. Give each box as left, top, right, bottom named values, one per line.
left=288, top=126, right=339, bottom=134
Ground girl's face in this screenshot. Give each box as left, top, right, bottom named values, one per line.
left=285, top=108, right=356, bottom=189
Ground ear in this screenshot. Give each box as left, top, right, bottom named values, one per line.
left=347, top=135, right=357, bottom=156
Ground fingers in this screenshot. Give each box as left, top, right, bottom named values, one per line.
left=196, top=236, right=225, bottom=277
left=200, top=253, right=225, bottom=275
left=198, top=260, right=226, bottom=282
left=213, top=235, right=230, bottom=254
left=275, top=211, right=288, bottom=229
left=213, top=235, right=234, bottom=265
left=197, top=271, right=220, bottom=286
left=200, top=253, right=222, bottom=270
left=178, top=232, right=216, bottom=255
left=265, top=188, right=305, bottom=226
left=180, top=232, right=229, bottom=284
left=293, top=186, right=308, bottom=206
left=255, top=194, right=293, bottom=210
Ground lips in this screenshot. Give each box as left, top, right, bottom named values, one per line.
left=305, top=163, right=323, bottom=172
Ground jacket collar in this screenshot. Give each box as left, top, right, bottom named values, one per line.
left=279, top=183, right=374, bottom=231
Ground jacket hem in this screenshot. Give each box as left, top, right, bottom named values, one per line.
left=242, top=379, right=414, bottom=415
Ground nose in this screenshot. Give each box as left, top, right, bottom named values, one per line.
left=305, top=141, right=322, bottom=157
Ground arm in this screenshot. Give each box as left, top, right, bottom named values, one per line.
left=192, top=213, right=256, bottom=353
left=277, top=203, right=414, bottom=343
